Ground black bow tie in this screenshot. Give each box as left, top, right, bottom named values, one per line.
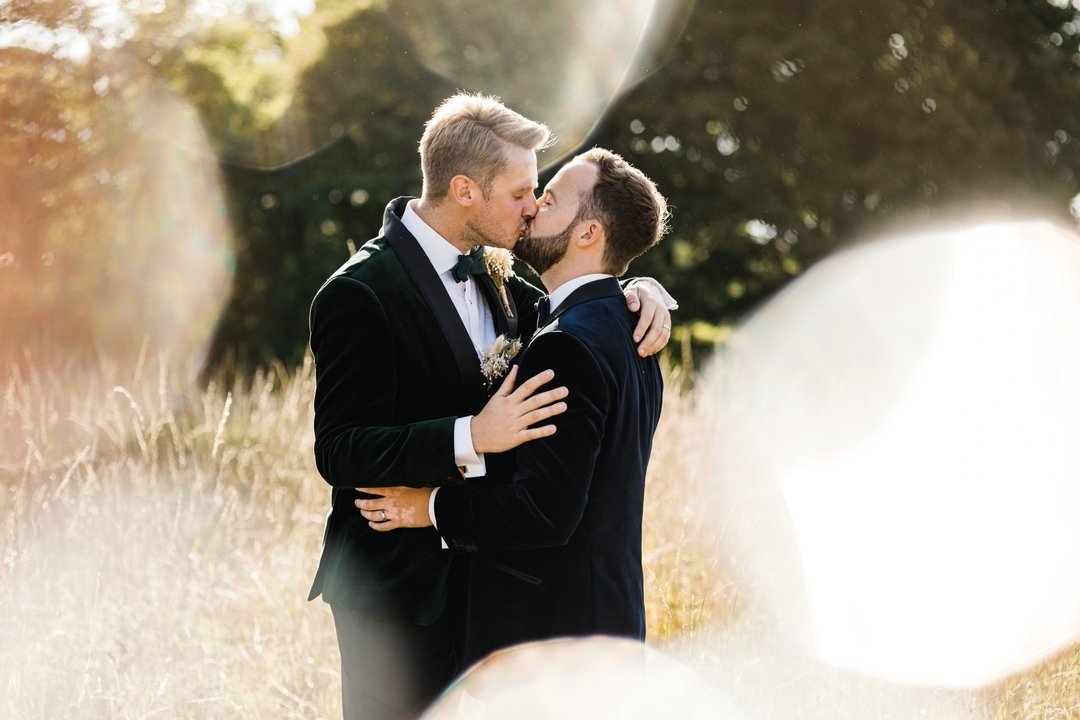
left=535, top=296, right=551, bottom=325
left=452, top=246, right=487, bottom=283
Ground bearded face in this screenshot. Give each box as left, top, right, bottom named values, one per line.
left=514, top=218, right=575, bottom=276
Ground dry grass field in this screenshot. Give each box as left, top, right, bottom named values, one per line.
left=1, top=352, right=1077, bottom=718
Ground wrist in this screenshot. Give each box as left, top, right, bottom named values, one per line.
left=470, top=415, right=489, bottom=455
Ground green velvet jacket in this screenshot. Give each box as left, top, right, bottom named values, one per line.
left=306, top=197, right=543, bottom=624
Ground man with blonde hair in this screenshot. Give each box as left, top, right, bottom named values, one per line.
left=308, top=94, right=673, bottom=719
left=358, top=146, right=671, bottom=668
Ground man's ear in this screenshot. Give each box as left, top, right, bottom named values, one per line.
left=449, top=175, right=477, bottom=207
left=576, top=220, right=605, bottom=249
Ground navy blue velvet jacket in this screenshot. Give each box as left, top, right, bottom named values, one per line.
left=433, top=277, right=664, bottom=665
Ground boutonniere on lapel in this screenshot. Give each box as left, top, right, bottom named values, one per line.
left=483, top=247, right=515, bottom=318
left=479, top=334, right=522, bottom=389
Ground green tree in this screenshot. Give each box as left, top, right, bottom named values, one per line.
left=592, top=0, right=1080, bottom=342
left=7, top=0, right=1080, bottom=372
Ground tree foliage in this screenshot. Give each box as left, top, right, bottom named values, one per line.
left=591, top=0, right=1080, bottom=327
left=4, top=0, right=1080, bottom=371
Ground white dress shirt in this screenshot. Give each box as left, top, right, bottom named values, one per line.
left=401, top=201, right=493, bottom=477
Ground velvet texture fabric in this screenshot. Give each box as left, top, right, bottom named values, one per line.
left=433, top=278, right=664, bottom=667
left=307, top=197, right=542, bottom=624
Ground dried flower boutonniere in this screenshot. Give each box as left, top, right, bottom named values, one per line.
left=479, top=334, right=523, bottom=389
left=483, top=247, right=515, bottom=318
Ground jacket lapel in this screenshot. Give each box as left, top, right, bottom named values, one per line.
left=382, top=198, right=486, bottom=394
left=476, top=274, right=520, bottom=339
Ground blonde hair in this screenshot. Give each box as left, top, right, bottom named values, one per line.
left=419, top=93, right=553, bottom=203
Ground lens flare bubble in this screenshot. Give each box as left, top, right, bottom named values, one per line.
left=385, top=0, right=691, bottom=165
left=423, top=637, right=744, bottom=719
left=126, top=2, right=690, bottom=170
left=702, top=220, right=1080, bottom=687
left=2, top=70, right=232, bottom=379
left=119, top=88, right=232, bottom=374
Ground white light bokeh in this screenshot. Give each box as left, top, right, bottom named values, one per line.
left=3, top=2, right=688, bottom=169
left=387, top=0, right=689, bottom=165
left=702, top=220, right=1080, bottom=688
left=0, top=56, right=233, bottom=377
left=91, top=82, right=234, bottom=375
left=423, top=637, right=744, bottom=719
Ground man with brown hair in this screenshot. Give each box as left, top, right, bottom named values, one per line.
left=357, top=147, right=670, bottom=667
left=309, top=92, right=673, bottom=719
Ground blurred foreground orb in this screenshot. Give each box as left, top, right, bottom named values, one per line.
left=703, top=220, right=1080, bottom=687
left=385, top=0, right=690, bottom=164
left=0, top=67, right=232, bottom=379
left=423, top=637, right=743, bottom=719
left=182, top=0, right=690, bottom=170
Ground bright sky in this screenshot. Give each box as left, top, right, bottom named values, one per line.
left=0, top=0, right=316, bottom=62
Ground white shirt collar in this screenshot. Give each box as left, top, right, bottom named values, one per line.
left=547, top=273, right=613, bottom=314
left=401, top=201, right=466, bottom=276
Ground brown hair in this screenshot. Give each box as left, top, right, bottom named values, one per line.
left=576, top=148, right=670, bottom=275
left=419, top=93, right=553, bottom=203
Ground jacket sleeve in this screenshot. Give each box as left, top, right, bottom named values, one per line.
left=433, top=331, right=607, bottom=550
left=310, top=275, right=460, bottom=489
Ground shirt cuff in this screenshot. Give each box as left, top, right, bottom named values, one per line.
left=454, top=416, right=486, bottom=477
left=430, top=487, right=448, bottom=550
left=630, top=276, right=679, bottom=310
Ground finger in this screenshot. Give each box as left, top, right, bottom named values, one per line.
left=355, top=499, right=381, bottom=511
left=493, top=365, right=519, bottom=397
left=522, top=401, right=567, bottom=426
left=633, top=302, right=659, bottom=344
left=637, top=324, right=669, bottom=357
left=624, top=288, right=641, bottom=312
left=510, top=368, right=556, bottom=400
left=517, top=423, right=558, bottom=441
left=496, top=421, right=559, bottom=451
left=520, top=386, right=568, bottom=414
left=369, top=519, right=399, bottom=532
left=356, top=502, right=385, bottom=518
left=357, top=488, right=385, bottom=497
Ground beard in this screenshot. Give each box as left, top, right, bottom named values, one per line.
left=463, top=220, right=506, bottom=249
left=514, top=222, right=573, bottom=276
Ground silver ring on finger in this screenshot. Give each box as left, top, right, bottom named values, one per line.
left=379, top=510, right=387, bottom=521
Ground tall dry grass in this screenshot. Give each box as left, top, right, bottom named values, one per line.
left=1, top=353, right=1077, bottom=718
left=1, top=353, right=336, bottom=718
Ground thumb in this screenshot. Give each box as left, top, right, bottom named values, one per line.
left=624, top=289, right=641, bottom=312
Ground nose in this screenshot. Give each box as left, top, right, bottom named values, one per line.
left=523, top=194, right=538, bottom=219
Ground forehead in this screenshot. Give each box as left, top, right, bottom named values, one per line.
left=546, top=159, right=598, bottom=200
left=491, top=143, right=538, bottom=190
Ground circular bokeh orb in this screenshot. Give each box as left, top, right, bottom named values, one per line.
left=383, top=0, right=690, bottom=166
left=701, top=220, right=1080, bottom=687
left=1, top=56, right=232, bottom=378
left=423, top=637, right=744, bottom=719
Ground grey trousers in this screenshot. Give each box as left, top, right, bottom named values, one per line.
left=330, top=604, right=456, bottom=720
